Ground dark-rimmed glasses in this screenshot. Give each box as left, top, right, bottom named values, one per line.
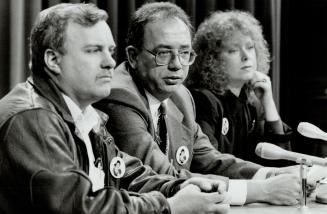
left=143, top=48, right=197, bottom=66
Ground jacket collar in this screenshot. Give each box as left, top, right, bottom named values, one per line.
left=31, top=70, right=74, bottom=124
left=30, top=68, right=108, bottom=127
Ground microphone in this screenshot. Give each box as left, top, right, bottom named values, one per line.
left=255, top=142, right=327, bottom=166
left=297, top=122, right=327, bottom=141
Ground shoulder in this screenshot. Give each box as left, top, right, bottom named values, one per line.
left=190, top=88, right=218, bottom=102
left=95, top=62, right=150, bottom=117
left=189, top=88, right=224, bottom=111
left=170, top=85, right=195, bottom=114
left=0, top=81, right=61, bottom=129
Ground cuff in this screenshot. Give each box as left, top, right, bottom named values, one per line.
left=227, top=180, right=247, bottom=205
left=265, top=120, right=284, bottom=134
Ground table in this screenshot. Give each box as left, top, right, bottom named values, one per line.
left=229, top=198, right=327, bottom=214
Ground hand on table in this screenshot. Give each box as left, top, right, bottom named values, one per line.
left=260, top=174, right=301, bottom=205
left=168, top=184, right=230, bottom=214
left=180, top=177, right=227, bottom=194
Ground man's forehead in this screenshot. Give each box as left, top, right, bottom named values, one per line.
left=145, top=17, right=190, bottom=33
left=65, top=21, right=115, bottom=46
left=143, top=18, right=191, bottom=47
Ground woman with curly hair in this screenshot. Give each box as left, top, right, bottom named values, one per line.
left=187, top=10, right=292, bottom=166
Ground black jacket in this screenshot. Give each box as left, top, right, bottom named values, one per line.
left=190, top=88, right=292, bottom=166
left=0, top=73, right=183, bottom=214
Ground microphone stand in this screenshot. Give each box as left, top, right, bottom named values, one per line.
left=296, top=158, right=310, bottom=207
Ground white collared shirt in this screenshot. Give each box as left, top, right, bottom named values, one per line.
left=62, top=94, right=105, bottom=192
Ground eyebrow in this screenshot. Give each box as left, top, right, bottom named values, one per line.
left=154, top=44, right=191, bottom=49
left=83, top=44, right=117, bottom=49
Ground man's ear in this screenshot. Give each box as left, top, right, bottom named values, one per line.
left=125, top=46, right=139, bottom=69
left=44, top=49, right=62, bottom=75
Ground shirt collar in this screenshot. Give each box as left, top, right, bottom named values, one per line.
left=62, top=94, right=100, bottom=134
left=145, top=90, right=168, bottom=118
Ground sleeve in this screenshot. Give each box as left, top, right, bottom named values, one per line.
left=118, top=150, right=184, bottom=197
left=190, top=89, right=221, bottom=150
left=250, top=93, right=293, bottom=151
left=0, top=109, right=174, bottom=214
left=190, top=122, right=261, bottom=179
left=263, top=120, right=293, bottom=150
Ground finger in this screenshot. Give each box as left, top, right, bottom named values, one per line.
left=181, top=179, right=206, bottom=190
left=183, top=177, right=217, bottom=192
left=276, top=198, right=299, bottom=206
left=196, top=180, right=214, bottom=192
left=183, top=183, right=201, bottom=192
left=217, top=183, right=227, bottom=194
left=204, top=192, right=228, bottom=204
left=253, top=79, right=267, bottom=84
left=212, top=180, right=227, bottom=193
left=252, top=81, right=269, bottom=91
left=208, top=203, right=230, bottom=214
left=291, top=198, right=300, bottom=206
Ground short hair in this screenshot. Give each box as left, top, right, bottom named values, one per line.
left=126, top=2, right=193, bottom=50
left=29, top=3, right=108, bottom=74
left=187, top=10, right=270, bottom=95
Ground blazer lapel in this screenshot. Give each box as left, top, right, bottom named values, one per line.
left=166, top=99, right=193, bottom=169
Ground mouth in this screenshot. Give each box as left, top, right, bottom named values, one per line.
left=163, top=76, right=182, bottom=85
left=97, top=75, right=112, bottom=81
left=241, top=65, right=253, bottom=71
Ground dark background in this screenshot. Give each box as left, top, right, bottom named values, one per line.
left=281, top=0, right=327, bottom=156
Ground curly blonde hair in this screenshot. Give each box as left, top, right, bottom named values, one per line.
left=187, top=10, right=270, bottom=95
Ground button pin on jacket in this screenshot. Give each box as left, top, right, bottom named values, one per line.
left=110, top=157, right=125, bottom=179
left=221, top=117, right=229, bottom=135
left=176, top=146, right=189, bottom=165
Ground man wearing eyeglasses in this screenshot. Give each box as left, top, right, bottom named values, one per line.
left=95, top=2, right=303, bottom=206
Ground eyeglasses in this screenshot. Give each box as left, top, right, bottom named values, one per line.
left=143, top=47, right=197, bottom=66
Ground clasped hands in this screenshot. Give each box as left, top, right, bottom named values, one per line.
left=168, top=177, right=230, bottom=214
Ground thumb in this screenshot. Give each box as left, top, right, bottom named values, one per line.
left=204, top=192, right=229, bottom=204
left=183, top=184, right=201, bottom=192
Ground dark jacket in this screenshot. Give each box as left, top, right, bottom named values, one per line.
left=190, top=88, right=292, bottom=166
left=0, top=73, right=183, bottom=214
left=95, top=62, right=261, bottom=181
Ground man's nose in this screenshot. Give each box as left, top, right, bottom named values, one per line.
left=168, top=53, right=182, bottom=71
left=102, top=51, right=116, bottom=69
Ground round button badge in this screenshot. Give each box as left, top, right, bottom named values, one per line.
left=109, top=157, right=126, bottom=179
left=221, top=117, right=229, bottom=135
left=176, top=146, right=189, bottom=165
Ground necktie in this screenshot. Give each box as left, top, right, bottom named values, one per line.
left=157, top=103, right=168, bottom=154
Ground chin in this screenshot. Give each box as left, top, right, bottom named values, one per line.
left=97, top=88, right=112, bottom=99
left=243, top=73, right=255, bottom=81
left=164, top=84, right=181, bottom=92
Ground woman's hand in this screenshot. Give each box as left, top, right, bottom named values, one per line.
left=250, top=71, right=280, bottom=121
left=250, top=71, right=273, bottom=103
